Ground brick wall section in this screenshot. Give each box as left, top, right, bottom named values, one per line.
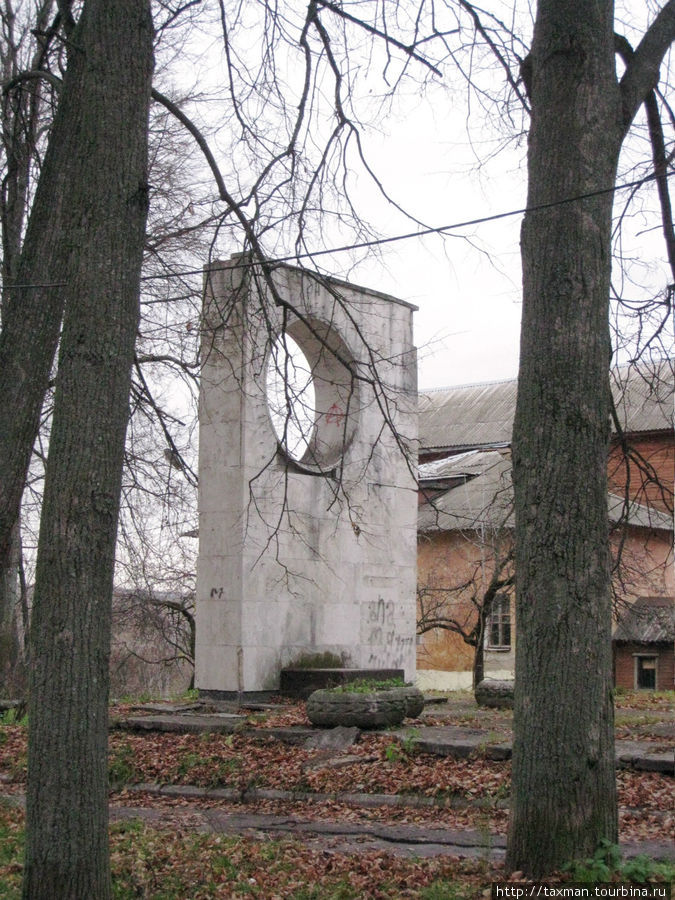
left=417, top=531, right=483, bottom=672
left=418, top=431, right=673, bottom=683
left=417, top=529, right=514, bottom=673
left=614, top=642, right=675, bottom=690
left=610, top=528, right=675, bottom=599
left=608, top=433, right=674, bottom=513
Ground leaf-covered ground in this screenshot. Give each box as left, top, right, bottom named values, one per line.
left=0, top=798, right=505, bottom=899
left=0, top=691, right=672, bottom=897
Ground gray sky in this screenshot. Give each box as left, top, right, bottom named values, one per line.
left=347, top=92, right=526, bottom=390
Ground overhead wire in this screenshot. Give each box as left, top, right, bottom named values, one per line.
left=138, top=166, right=671, bottom=282
left=4, top=167, right=670, bottom=289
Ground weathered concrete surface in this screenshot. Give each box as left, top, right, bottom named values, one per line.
left=474, top=679, right=514, bottom=709
left=126, top=702, right=203, bottom=714
left=396, top=726, right=674, bottom=773
left=196, top=259, right=418, bottom=694
left=280, top=667, right=404, bottom=699
left=4, top=788, right=671, bottom=863
left=305, top=725, right=360, bottom=751
left=112, top=713, right=246, bottom=735
left=105, top=800, right=675, bottom=862
left=615, top=740, right=674, bottom=774
left=393, top=725, right=512, bottom=761
left=110, top=710, right=672, bottom=774
left=108, top=802, right=508, bottom=860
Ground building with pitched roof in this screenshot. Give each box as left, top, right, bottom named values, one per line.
left=416, top=360, right=674, bottom=691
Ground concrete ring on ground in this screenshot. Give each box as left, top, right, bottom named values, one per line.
left=306, top=686, right=424, bottom=728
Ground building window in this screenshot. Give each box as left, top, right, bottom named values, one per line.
left=488, top=594, right=511, bottom=649
left=635, top=655, right=657, bottom=690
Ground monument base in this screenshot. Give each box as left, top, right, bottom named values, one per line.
left=279, top=667, right=405, bottom=699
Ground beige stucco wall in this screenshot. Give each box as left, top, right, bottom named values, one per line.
left=417, top=528, right=515, bottom=678
left=417, top=521, right=673, bottom=684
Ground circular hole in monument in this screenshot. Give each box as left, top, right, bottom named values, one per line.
left=266, top=333, right=317, bottom=462
left=266, top=320, right=359, bottom=471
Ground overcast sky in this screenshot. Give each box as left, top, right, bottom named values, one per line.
left=346, top=90, right=527, bottom=390
left=185, top=1, right=672, bottom=393
left=306, top=2, right=674, bottom=392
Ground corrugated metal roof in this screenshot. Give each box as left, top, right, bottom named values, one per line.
left=419, top=359, right=674, bottom=452
left=419, top=449, right=506, bottom=481
left=418, top=453, right=513, bottom=533
left=613, top=597, right=675, bottom=643
left=606, top=494, right=673, bottom=530
left=418, top=379, right=516, bottom=452
left=418, top=450, right=673, bottom=534
left=609, top=360, right=674, bottom=434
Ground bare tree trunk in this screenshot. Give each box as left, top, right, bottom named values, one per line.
left=0, top=520, right=23, bottom=696
left=0, top=3, right=62, bottom=573
left=508, top=0, right=621, bottom=876
left=22, top=1, right=153, bottom=897
left=0, top=0, right=54, bottom=700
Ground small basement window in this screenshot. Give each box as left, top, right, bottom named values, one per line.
left=488, top=594, right=511, bottom=649
left=635, top=655, right=657, bottom=690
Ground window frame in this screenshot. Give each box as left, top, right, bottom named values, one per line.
left=487, top=593, right=512, bottom=650
left=633, top=654, right=658, bottom=690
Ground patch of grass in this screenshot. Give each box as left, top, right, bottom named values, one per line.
left=290, top=881, right=360, bottom=899
left=384, top=742, right=404, bottom=763
left=0, top=801, right=500, bottom=898
left=615, top=712, right=664, bottom=727
left=419, top=881, right=475, bottom=900
left=176, top=751, right=240, bottom=786
left=0, top=707, right=27, bottom=727
left=620, top=855, right=675, bottom=883
left=179, top=687, right=200, bottom=701
left=0, top=800, right=23, bottom=899
left=615, top=689, right=675, bottom=711
left=0, top=727, right=27, bottom=781
left=384, top=727, right=420, bottom=763
left=564, top=840, right=675, bottom=883
left=326, top=678, right=406, bottom=693
left=108, top=743, right=141, bottom=790
left=113, top=691, right=158, bottom=705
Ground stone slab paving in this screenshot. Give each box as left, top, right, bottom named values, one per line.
left=113, top=713, right=246, bottom=734
left=3, top=788, right=671, bottom=863
left=394, top=726, right=512, bottom=762
left=111, top=704, right=673, bottom=773
left=614, top=740, right=674, bottom=774
left=108, top=802, right=507, bottom=860
left=397, top=726, right=673, bottom=773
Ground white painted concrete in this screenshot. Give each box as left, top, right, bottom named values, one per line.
left=196, top=257, right=418, bottom=692
left=415, top=669, right=473, bottom=692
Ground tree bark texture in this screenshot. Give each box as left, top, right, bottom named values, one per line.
left=22, top=2, right=153, bottom=897
left=508, top=0, right=675, bottom=875
left=0, top=520, right=24, bottom=696
left=508, top=0, right=622, bottom=876
left=0, top=1, right=55, bottom=694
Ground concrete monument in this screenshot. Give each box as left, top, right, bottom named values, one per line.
left=195, top=255, right=418, bottom=696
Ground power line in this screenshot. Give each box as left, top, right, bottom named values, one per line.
left=139, top=167, right=667, bottom=282
left=5, top=169, right=667, bottom=288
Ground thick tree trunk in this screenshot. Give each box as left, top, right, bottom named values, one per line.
left=508, top=1, right=622, bottom=876
left=22, top=2, right=153, bottom=897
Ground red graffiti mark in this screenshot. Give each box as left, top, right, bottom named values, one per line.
left=325, top=403, right=344, bottom=425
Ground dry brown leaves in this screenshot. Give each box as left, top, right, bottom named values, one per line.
left=1, top=705, right=672, bottom=849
